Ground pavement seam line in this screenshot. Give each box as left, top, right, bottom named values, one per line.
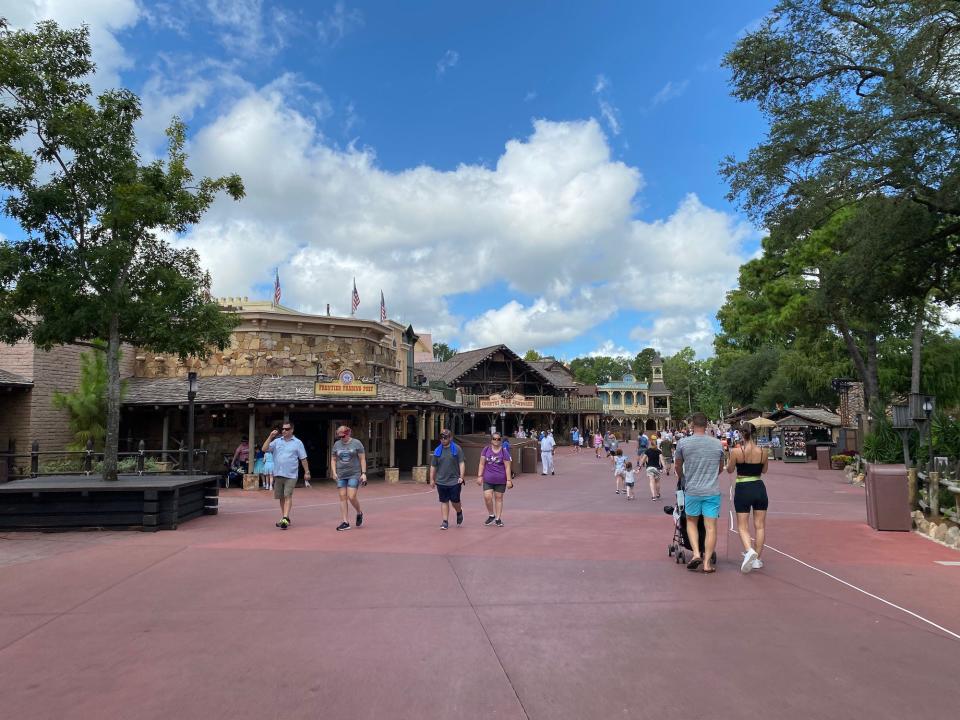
left=0, top=545, right=189, bottom=656
left=445, top=555, right=531, bottom=720
left=726, top=526, right=960, bottom=643
left=223, top=489, right=434, bottom=514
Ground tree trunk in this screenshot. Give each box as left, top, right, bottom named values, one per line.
left=837, top=320, right=880, bottom=414
left=102, top=314, right=121, bottom=481
left=863, top=331, right=880, bottom=414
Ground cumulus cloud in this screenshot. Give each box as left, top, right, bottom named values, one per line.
left=173, top=80, right=754, bottom=354
left=205, top=0, right=297, bottom=56
left=588, top=340, right=631, bottom=358
left=630, top=315, right=716, bottom=357
left=4, top=0, right=142, bottom=89
left=436, top=49, right=459, bottom=76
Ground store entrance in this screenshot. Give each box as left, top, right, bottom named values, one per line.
left=290, top=412, right=334, bottom=478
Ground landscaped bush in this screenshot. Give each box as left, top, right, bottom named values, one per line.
left=863, top=415, right=903, bottom=464
left=831, top=454, right=854, bottom=465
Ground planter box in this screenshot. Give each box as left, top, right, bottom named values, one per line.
left=384, top=467, right=399, bottom=484
left=412, top=466, right=429, bottom=484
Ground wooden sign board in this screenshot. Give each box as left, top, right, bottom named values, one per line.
left=479, top=393, right=535, bottom=409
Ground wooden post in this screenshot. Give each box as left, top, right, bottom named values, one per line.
left=929, top=470, right=940, bottom=520
left=417, top=411, right=425, bottom=466
left=161, top=411, right=170, bottom=464
left=30, top=439, right=39, bottom=477
left=388, top=414, right=396, bottom=467
left=247, top=409, right=256, bottom=463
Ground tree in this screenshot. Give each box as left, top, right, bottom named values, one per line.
left=569, top=356, right=630, bottom=385
left=722, top=1, right=960, bottom=233
left=0, top=21, right=244, bottom=480
left=523, top=348, right=543, bottom=361
left=52, top=348, right=125, bottom=450
left=631, top=347, right=658, bottom=381
left=432, top=342, right=457, bottom=362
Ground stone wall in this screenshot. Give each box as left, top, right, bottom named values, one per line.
left=135, top=330, right=400, bottom=382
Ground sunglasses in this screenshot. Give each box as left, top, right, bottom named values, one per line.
left=281, top=426, right=292, bottom=431
left=440, top=434, right=451, bottom=439
left=492, top=436, right=502, bottom=441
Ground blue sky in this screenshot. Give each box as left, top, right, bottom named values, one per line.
left=1, top=1, right=776, bottom=359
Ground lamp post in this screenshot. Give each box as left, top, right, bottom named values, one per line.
left=469, top=411, right=475, bottom=434
left=187, top=372, right=198, bottom=476
left=499, top=410, right=506, bottom=437
left=922, top=396, right=936, bottom=517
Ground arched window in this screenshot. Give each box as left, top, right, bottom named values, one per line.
left=600, top=391, right=610, bottom=404
left=636, top=393, right=646, bottom=406
left=612, top=391, right=622, bottom=405
left=625, top=391, right=634, bottom=405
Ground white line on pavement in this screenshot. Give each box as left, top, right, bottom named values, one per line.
left=756, top=535, right=960, bottom=642
left=934, top=561, right=960, bottom=566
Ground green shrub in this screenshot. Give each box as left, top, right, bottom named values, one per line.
left=831, top=454, right=853, bottom=465
left=863, top=415, right=903, bottom=464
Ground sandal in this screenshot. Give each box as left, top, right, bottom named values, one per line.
left=703, top=566, right=716, bottom=574
left=686, top=557, right=702, bottom=571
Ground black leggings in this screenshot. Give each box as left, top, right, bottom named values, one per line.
left=733, top=480, right=768, bottom=513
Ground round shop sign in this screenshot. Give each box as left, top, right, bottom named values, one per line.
left=338, top=369, right=355, bottom=384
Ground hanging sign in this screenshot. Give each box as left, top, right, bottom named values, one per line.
left=479, top=392, right=535, bottom=409
left=315, top=369, right=377, bottom=397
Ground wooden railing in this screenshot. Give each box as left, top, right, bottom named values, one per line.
left=461, top=395, right=603, bottom=412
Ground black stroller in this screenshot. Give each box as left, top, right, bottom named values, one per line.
left=663, top=479, right=717, bottom=565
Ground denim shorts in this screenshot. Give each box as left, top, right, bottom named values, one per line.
left=685, top=493, right=721, bottom=518
left=336, top=476, right=361, bottom=489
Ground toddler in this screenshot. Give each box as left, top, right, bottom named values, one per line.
left=612, top=448, right=626, bottom=494
left=623, top=461, right=636, bottom=499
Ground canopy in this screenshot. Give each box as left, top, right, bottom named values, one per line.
left=747, top=416, right=777, bottom=428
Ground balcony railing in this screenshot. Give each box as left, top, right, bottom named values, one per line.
left=462, top=395, right=603, bottom=412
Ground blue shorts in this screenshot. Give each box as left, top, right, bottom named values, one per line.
left=685, top=493, right=721, bottom=518
left=336, top=476, right=361, bottom=489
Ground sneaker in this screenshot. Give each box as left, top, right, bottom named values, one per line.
left=741, top=548, right=759, bottom=573
left=484, top=515, right=497, bottom=526
left=440, top=520, right=449, bottom=530
left=495, top=518, right=504, bottom=527
left=615, top=490, right=621, bottom=495
left=355, top=512, right=364, bottom=528
left=336, top=522, right=351, bottom=531
left=752, top=558, right=763, bottom=569
left=456, top=511, right=464, bottom=527
left=551, top=471, right=555, bottom=475
left=276, top=518, right=289, bottom=529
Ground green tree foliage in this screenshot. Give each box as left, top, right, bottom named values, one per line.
left=661, top=348, right=726, bottom=422
left=51, top=348, right=125, bottom=450
left=0, top=21, right=244, bottom=479
left=432, top=342, right=457, bottom=362
left=569, top=356, right=630, bottom=386
left=722, top=0, right=960, bottom=232
left=631, top=347, right=658, bottom=381
left=523, top=348, right=543, bottom=361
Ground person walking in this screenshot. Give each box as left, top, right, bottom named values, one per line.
left=430, top=429, right=466, bottom=529
left=330, top=425, right=366, bottom=531
left=540, top=429, right=556, bottom=475
left=726, top=422, right=769, bottom=572
left=262, top=423, right=309, bottom=530
left=674, top=412, right=724, bottom=573
left=593, top=430, right=603, bottom=459
left=640, top=440, right=664, bottom=500
left=477, top=432, right=513, bottom=526
left=660, top=434, right=674, bottom=478
left=571, top=427, right=581, bottom=454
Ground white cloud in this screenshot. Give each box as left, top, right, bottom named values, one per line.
left=436, top=49, right=459, bottom=76
left=205, top=0, right=297, bottom=56
left=170, top=79, right=753, bottom=354
left=524, top=90, right=537, bottom=102
left=3, top=0, right=142, bottom=89
left=630, top=315, right=716, bottom=357
left=652, top=79, right=690, bottom=106
left=593, top=73, right=621, bottom=136
left=593, top=74, right=609, bottom=94
left=317, top=1, right=363, bottom=46
left=588, top=340, right=631, bottom=358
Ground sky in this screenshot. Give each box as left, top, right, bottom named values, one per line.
left=0, top=0, right=778, bottom=360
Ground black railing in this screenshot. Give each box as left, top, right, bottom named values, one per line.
left=0, top=439, right=210, bottom=480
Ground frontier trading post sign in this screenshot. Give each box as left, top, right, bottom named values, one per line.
left=315, top=369, right=377, bottom=397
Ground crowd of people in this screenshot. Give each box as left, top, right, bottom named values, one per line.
left=243, top=413, right=769, bottom=575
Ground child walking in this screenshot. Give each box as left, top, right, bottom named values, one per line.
left=612, top=448, right=626, bottom=494
left=623, top=461, right=636, bottom=499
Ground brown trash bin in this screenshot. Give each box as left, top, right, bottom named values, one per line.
left=521, top=446, right=538, bottom=475
left=816, top=445, right=831, bottom=470
left=865, top=463, right=910, bottom=531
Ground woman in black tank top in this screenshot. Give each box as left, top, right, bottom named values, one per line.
left=725, top=422, right=769, bottom=573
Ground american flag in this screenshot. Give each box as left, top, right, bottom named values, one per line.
left=273, top=269, right=281, bottom=304
left=351, top=278, right=360, bottom=315
left=380, top=290, right=387, bottom=322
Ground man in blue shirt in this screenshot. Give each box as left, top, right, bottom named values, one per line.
left=262, top=422, right=310, bottom=529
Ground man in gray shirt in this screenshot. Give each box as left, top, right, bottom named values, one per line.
left=330, top=425, right=366, bottom=532
left=674, top=412, right=724, bottom=573
left=429, top=429, right=466, bottom=529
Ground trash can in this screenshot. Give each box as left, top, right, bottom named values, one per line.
left=521, top=446, right=538, bottom=475
left=865, top=463, right=910, bottom=531
left=816, top=445, right=831, bottom=470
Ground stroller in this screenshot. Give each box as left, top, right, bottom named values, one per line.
left=663, top=480, right=717, bottom=566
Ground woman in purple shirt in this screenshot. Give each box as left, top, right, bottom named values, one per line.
left=476, top=432, right=513, bottom=527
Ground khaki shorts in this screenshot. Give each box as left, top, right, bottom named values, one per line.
left=273, top=476, right=298, bottom=499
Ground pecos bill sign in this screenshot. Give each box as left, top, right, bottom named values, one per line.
left=315, top=369, right=377, bottom=397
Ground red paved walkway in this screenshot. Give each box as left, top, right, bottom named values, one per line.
left=1, top=444, right=958, bottom=719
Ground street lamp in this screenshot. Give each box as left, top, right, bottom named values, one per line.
left=187, top=371, right=198, bottom=476
left=469, top=411, right=475, bottom=434
left=499, top=410, right=506, bottom=437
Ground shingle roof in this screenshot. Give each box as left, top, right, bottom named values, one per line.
left=0, top=368, right=33, bottom=387
left=415, top=345, right=559, bottom=388
left=122, top=375, right=460, bottom=408
left=529, top=360, right=578, bottom=388
left=769, top=406, right=841, bottom=427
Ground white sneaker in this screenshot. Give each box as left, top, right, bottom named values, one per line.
left=752, top=558, right=763, bottom=569
left=741, top=548, right=758, bottom=573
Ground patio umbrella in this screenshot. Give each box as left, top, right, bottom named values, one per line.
left=747, top=416, right=777, bottom=428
